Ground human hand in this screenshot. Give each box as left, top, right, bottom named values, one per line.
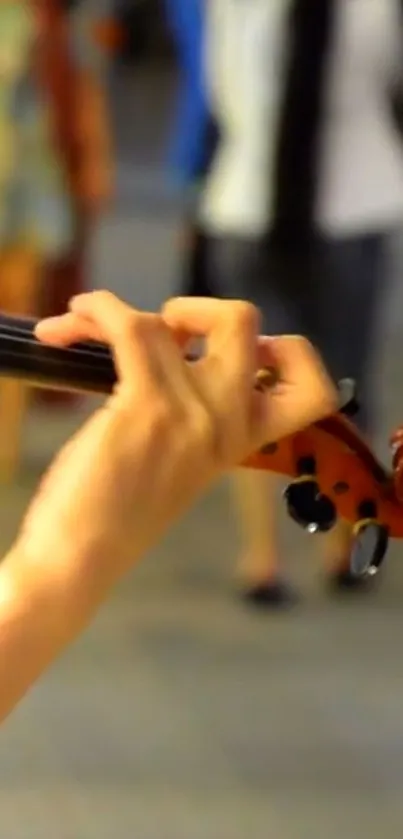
left=0, top=292, right=337, bottom=721
left=13, top=293, right=336, bottom=599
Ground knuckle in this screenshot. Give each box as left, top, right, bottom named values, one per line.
left=289, top=334, right=314, bottom=356
left=91, top=289, right=116, bottom=306
left=122, top=311, right=160, bottom=342
left=92, top=289, right=113, bottom=300
left=161, top=297, right=187, bottom=323
left=294, top=334, right=311, bottom=350
left=161, top=296, right=178, bottom=315
left=229, top=300, right=260, bottom=332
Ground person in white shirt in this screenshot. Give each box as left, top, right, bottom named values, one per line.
left=199, top=0, right=403, bottom=604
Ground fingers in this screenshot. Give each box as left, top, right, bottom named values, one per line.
left=162, top=296, right=261, bottom=401
left=35, top=293, right=338, bottom=463
left=163, top=297, right=262, bottom=458
left=253, top=336, right=338, bottom=443
left=35, top=292, right=136, bottom=347
left=265, top=335, right=337, bottom=415
left=35, top=312, right=102, bottom=346
left=162, top=296, right=260, bottom=360
left=35, top=292, right=200, bottom=414
left=35, top=292, right=168, bottom=393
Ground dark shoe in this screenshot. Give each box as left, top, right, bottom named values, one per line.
left=241, top=579, right=299, bottom=610
left=326, top=566, right=378, bottom=594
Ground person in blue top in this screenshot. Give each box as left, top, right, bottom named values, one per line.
left=163, top=0, right=218, bottom=297
left=164, top=0, right=212, bottom=186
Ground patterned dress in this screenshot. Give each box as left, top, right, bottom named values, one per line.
left=0, top=2, right=77, bottom=257
left=0, top=0, right=107, bottom=259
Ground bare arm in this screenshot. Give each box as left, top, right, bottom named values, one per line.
left=0, top=544, right=113, bottom=723
left=0, top=292, right=336, bottom=725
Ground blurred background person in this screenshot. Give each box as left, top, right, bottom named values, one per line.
left=37, top=0, right=114, bottom=409
left=164, top=0, right=218, bottom=297
left=2, top=6, right=403, bottom=834
left=197, top=0, right=403, bottom=606
left=0, top=0, right=113, bottom=479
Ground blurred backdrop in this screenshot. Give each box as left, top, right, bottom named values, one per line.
left=2, top=3, right=403, bottom=838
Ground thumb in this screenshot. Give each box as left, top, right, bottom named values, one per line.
left=252, top=336, right=338, bottom=445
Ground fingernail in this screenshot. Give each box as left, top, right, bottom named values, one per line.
left=36, top=315, right=64, bottom=328
left=34, top=315, right=64, bottom=334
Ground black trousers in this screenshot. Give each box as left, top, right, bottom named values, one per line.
left=180, top=229, right=388, bottom=434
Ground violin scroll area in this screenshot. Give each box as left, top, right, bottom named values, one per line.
left=350, top=518, right=389, bottom=579
left=283, top=455, right=337, bottom=534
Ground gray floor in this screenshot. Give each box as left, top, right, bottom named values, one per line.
left=3, top=68, right=403, bottom=839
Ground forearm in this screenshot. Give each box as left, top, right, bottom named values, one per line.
left=0, top=544, right=119, bottom=723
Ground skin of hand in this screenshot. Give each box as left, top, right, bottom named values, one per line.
left=0, top=292, right=337, bottom=721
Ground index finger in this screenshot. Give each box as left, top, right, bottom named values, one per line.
left=36, top=291, right=163, bottom=388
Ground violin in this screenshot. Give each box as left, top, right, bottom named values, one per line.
left=0, top=312, right=402, bottom=581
